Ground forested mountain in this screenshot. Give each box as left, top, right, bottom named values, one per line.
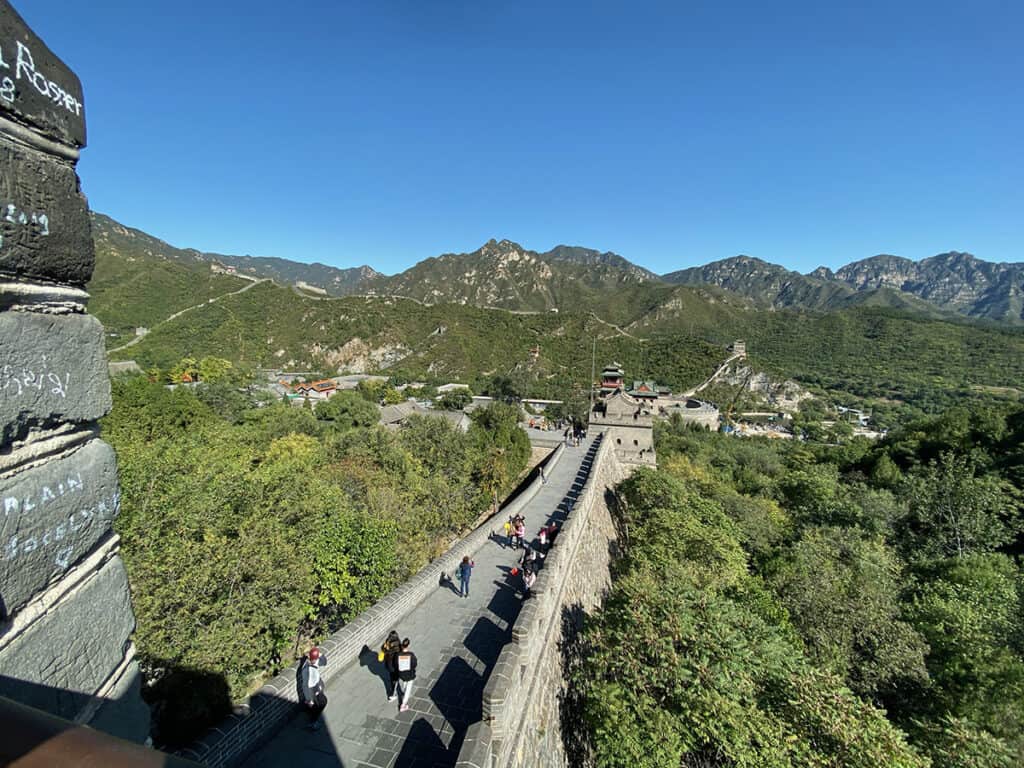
left=662, top=255, right=857, bottom=310
left=360, top=238, right=671, bottom=324
left=91, top=212, right=1022, bottom=327
left=89, top=212, right=379, bottom=297
left=829, top=251, right=1024, bottom=323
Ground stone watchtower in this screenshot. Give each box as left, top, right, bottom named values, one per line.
left=589, top=362, right=656, bottom=466
left=0, top=1, right=149, bottom=741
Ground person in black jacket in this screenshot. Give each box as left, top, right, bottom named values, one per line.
left=394, top=638, right=417, bottom=713
left=380, top=629, right=402, bottom=701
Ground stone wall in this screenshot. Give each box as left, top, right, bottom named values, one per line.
left=457, top=435, right=631, bottom=768
left=0, top=0, right=149, bottom=742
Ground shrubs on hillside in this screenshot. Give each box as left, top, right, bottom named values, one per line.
left=573, top=403, right=1024, bottom=767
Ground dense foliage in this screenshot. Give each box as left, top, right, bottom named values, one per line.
left=103, top=376, right=529, bottom=746
left=574, top=403, right=1024, bottom=767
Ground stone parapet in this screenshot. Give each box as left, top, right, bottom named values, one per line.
left=0, top=438, right=119, bottom=616
left=0, top=555, right=134, bottom=719
left=0, top=133, right=94, bottom=286
left=0, top=0, right=149, bottom=745
left=458, top=433, right=631, bottom=768
left=0, top=311, right=112, bottom=442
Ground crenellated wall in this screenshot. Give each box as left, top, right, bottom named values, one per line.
left=457, top=435, right=631, bottom=768
left=0, top=0, right=149, bottom=742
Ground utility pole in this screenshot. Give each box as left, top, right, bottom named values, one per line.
left=589, top=336, right=597, bottom=418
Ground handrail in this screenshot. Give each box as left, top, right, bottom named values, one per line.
left=0, top=695, right=198, bottom=767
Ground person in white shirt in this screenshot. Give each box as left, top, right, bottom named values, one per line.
left=301, top=646, right=327, bottom=730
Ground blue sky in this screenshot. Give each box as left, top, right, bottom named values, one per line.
left=18, top=1, right=1024, bottom=276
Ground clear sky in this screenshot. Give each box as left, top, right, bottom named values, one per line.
left=17, top=1, right=1024, bottom=276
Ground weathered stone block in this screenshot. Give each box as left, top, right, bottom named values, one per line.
left=0, top=440, right=119, bottom=618
left=0, top=556, right=134, bottom=721
left=87, top=659, right=151, bottom=743
left=0, top=2, right=86, bottom=148
left=0, top=134, right=93, bottom=286
left=0, top=311, right=111, bottom=440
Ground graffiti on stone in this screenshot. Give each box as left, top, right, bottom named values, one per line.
left=0, top=40, right=83, bottom=116
left=0, top=313, right=110, bottom=439
left=2, top=359, right=70, bottom=399
left=0, top=136, right=91, bottom=284
left=0, top=440, right=119, bottom=615
left=0, top=3, right=87, bottom=146
left=0, top=201, right=50, bottom=249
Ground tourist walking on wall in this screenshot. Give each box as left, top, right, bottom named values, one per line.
left=521, top=565, right=537, bottom=595
left=520, top=545, right=541, bottom=572
left=301, top=647, right=328, bottom=730
left=395, top=638, right=418, bottom=713
left=503, top=517, right=513, bottom=548
left=458, top=556, right=475, bottom=598
left=380, top=630, right=402, bottom=701
left=514, top=518, right=526, bottom=548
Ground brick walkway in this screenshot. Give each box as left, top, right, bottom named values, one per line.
left=243, top=436, right=597, bottom=768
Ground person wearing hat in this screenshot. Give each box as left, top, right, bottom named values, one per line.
left=301, top=646, right=328, bottom=730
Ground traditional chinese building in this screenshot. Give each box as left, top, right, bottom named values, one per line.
left=590, top=363, right=656, bottom=466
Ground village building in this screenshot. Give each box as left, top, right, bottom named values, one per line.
left=283, top=379, right=338, bottom=402
left=522, top=397, right=563, bottom=412
left=379, top=401, right=471, bottom=432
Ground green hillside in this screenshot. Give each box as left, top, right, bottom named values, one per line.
left=109, top=281, right=726, bottom=396
left=633, top=292, right=1024, bottom=417
left=88, top=214, right=250, bottom=348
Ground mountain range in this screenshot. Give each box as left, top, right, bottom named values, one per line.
left=86, top=211, right=1024, bottom=428
left=88, top=213, right=1023, bottom=326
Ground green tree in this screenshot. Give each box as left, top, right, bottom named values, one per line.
left=169, top=356, right=199, bottom=383
left=436, top=389, right=473, bottom=410
left=906, top=553, right=1024, bottom=753
left=899, top=453, right=1019, bottom=560
left=197, top=355, right=233, bottom=383
left=766, top=527, right=929, bottom=706
left=315, top=392, right=380, bottom=431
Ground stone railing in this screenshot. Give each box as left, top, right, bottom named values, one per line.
left=456, top=434, right=623, bottom=768
left=179, top=443, right=565, bottom=766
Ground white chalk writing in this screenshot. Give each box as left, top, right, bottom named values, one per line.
left=3, top=469, right=84, bottom=517
left=10, top=41, right=82, bottom=116
left=1, top=492, right=119, bottom=569
left=1, top=355, right=70, bottom=400
left=0, top=202, right=50, bottom=249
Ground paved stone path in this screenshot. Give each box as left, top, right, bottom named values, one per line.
left=244, top=436, right=598, bottom=768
